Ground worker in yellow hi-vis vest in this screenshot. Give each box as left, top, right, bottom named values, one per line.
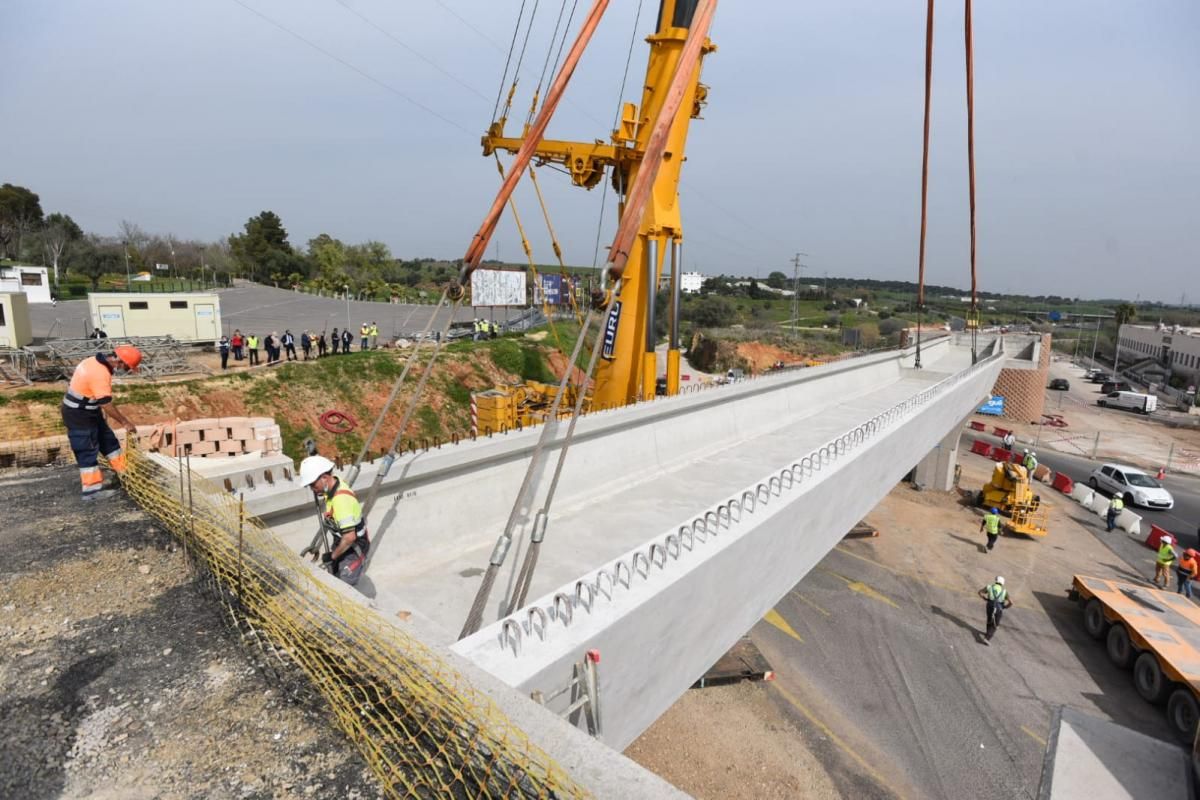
left=299, top=455, right=370, bottom=586
left=980, top=507, right=1002, bottom=552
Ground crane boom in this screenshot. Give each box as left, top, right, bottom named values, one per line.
left=481, top=0, right=716, bottom=407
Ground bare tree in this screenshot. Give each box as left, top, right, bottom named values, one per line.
left=42, top=213, right=83, bottom=285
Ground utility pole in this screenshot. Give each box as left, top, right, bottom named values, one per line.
left=790, top=252, right=809, bottom=336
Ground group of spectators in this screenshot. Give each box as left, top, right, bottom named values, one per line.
left=216, top=322, right=383, bottom=369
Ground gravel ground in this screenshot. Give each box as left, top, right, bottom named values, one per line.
left=0, top=466, right=382, bottom=800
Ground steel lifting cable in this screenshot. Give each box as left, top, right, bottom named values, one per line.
left=493, top=155, right=568, bottom=357
left=526, top=164, right=585, bottom=326
left=497, top=0, right=543, bottom=125
left=590, top=0, right=646, bottom=274
left=345, top=289, right=457, bottom=488
left=914, top=0, right=935, bottom=370
left=459, top=0, right=718, bottom=637
left=964, top=0, right=980, bottom=363
left=491, top=0, right=528, bottom=124
left=459, top=299, right=612, bottom=640
left=358, top=297, right=466, bottom=523
left=526, top=0, right=574, bottom=126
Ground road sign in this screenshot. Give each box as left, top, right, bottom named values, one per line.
left=978, top=396, right=1005, bottom=415
left=1048, top=310, right=1062, bottom=322
left=155, top=263, right=170, bottom=271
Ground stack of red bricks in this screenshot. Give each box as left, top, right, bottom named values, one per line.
left=146, top=417, right=283, bottom=458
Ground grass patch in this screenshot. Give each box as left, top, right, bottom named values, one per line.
left=276, top=417, right=316, bottom=462
left=14, top=389, right=62, bottom=404
left=444, top=378, right=471, bottom=406
left=416, top=405, right=443, bottom=439
left=488, top=339, right=555, bottom=383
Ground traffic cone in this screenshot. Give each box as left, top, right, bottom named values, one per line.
left=1156, top=466, right=1166, bottom=480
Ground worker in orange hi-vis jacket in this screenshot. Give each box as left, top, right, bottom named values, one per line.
left=60, top=345, right=142, bottom=500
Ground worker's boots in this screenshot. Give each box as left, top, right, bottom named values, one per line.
left=82, top=489, right=119, bottom=503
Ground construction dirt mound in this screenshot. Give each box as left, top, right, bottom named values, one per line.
left=0, top=466, right=380, bottom=799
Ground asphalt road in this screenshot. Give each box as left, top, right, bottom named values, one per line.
left=28, top=283, right=481, bottom=341
left=749, top=460, right=1182, bottom=800
left=968, top=429, right=1200, bottom=547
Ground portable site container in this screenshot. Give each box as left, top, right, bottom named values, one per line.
left=88, top=292, right=222, bottom=343
left=0, top=292, right=32, bottom=348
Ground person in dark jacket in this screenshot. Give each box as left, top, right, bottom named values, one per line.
left=341, top=328, right=353, bottom=353
left=316, top=330, right=327, bottom=357
left=301, top=330, right=312, bottom=360
left=331, top=327, right=340, bottom=355
left=218, top=335, right=230, bottom=369
left=282, top=330, right=297, bottom=361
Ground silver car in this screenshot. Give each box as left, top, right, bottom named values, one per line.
left=1088, top=463, right=1174, bottom=509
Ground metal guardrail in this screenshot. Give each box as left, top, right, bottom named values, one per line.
left=489, top=338, right=1005, bottom=657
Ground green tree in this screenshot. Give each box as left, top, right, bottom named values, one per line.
left=69, top=236, right=123, bottom=290
left=765, top=270, right=788, bottom=290
left=0, top=183, right=44, bottom=259
left=1113, top=302, right=1137, bottom=328
left=686, top=296, right=736, bottom=328
left=229, top=211, right=296, bottom=282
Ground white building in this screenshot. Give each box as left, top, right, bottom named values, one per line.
left=680, top=271, right=706, bottom=294
left=1118, top=324, right=1200, bottom=386
left=0, top=266, right=53, bottom=304
left=88, top=292, right=223, bottom=342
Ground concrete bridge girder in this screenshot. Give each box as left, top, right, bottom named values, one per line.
left=454, top=345, right=1006, bottom=749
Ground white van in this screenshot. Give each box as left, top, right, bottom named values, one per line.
left=1097, top=390, right=1157, bottom=414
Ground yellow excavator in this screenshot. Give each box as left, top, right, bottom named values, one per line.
left=978, top=462, right=1049, bottom=537
left=460, top=0, right=717, bottom=433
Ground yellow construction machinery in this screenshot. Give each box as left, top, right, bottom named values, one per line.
left=460, top=0, right=716, bottom=433
left=979, top=462, right=1049, bottom=537
left=472, top=381, right=579, bottom=434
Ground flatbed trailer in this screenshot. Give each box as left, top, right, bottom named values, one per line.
left=1072, top=575, right=1200, bottom=740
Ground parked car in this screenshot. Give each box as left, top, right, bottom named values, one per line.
left=1100, top=380, right=1132, bottom=394
left=1097, top=390, right=1157, bottom=414
left=1088, top=372, right=1113, bottom=383
left=1088, top=463, right=1174, bottom=509
left=1049, top=378, right=1070, bottom=390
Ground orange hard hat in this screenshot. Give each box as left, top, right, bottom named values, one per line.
left=113, top=344, right=142, bottom=371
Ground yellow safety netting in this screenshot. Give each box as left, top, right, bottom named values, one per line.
left=120, top=446, right=589, bottom=800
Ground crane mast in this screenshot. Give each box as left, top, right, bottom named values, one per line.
left=481, top=0, right=715, bottom=406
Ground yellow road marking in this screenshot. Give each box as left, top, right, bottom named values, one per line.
left=1020, top=725, right=1047, bottom=747
left=834, top=545, right=975, bottom=596
left=764, top=609, right=804, bottom=642
left=793, top=591, right=832, bottom=617
left=819, top=568, right=900, bottom=609
left=773, top=682, right=906, bottom=799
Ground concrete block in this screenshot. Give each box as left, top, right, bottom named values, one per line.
left=253, top=425, right=281, bottom=440
left=242, top=439, right=265, bottom=453
left=1118, top=509, right=1142, bottom=536
left=188, top=440, right=219, bottom=455
left=176, top=418, right=217, bottom=432
left=227, top=426, right=253, bottom=441
left=176, top=430, right=202, bottom=446
left=219, top=440, right=243, bottom=453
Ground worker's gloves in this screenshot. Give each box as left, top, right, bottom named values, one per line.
left=321, top=552, right=333, bottom=564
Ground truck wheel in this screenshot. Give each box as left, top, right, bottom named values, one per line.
left=1167, top=688, right=1199, bottom=741
left=1083, top=598, right=1108, bottom=640
left=1134, top=652, right=1170, bottom=704
left=1106, top=624, right=1135, bottom=669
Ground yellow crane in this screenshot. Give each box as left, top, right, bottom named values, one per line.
left=457, top=0, right=716, bottom=430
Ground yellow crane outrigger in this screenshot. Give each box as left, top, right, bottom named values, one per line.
left=454, top=0, right=716, bottom=421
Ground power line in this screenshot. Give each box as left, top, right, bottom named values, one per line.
left=230, top=0, right=474, bottom=137
left=333, top=0, right=490, bottom=103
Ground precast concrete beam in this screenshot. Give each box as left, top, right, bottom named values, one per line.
left=912, top=411, right=975, bottom=491
left=453, top=347, right=1006, bottom=749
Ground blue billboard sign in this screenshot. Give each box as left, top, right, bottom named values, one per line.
left=540, top=274, right=564, bottom=305
left=978, top=396, right=1005, bottom=416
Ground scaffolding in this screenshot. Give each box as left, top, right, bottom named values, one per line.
left=14, top=336, right=201, bottom=382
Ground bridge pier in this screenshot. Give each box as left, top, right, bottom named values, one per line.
left=912, top=412, right=972, bottom=491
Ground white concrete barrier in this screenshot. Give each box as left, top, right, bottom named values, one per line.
left=1069, top=485, right=1092, bottom=504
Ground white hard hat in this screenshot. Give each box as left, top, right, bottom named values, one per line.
left=995, top=576, right=1005, bottom=585
left=1031, top=451, right=1036, bottom=457
left=1023, top=448, right=1029, bottom=454
left=299, top=455, right=335, bottom=487
left=1162, top=535, right=1173, bottom=544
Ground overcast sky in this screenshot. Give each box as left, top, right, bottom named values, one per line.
left=3, top=1, right=1197, bottom=301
